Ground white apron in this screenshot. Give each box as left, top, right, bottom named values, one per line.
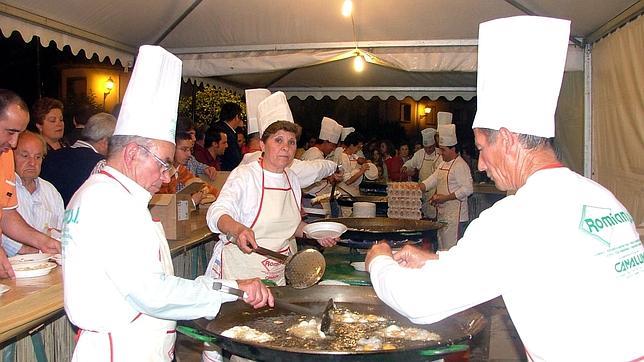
left=73, top=171, right=177, bottom=361
left=435, top=160, right=463, bottom=251
left=209, top=166, right=301, bottom=286
left=419, top=151, right=438, bottom=219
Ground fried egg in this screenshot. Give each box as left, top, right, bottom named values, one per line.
left=221, top=326, right=274, bottom=343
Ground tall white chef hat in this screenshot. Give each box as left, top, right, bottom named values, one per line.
left=437, top=112, right=453, bottom=126
left=340, top=127, right=355, bottom=142
left=421, top=128, right=437, bottom=147
left=319, top=117, right=342, bottom=143
left=257, top=91, right=294, bottom=137
left=472, top=16, right=570, bottom=137
left=438, top=124, right=457, bottom=147
left=114, top=45, right=182, bottom=144
left=245, top=88, right=271, bottom=135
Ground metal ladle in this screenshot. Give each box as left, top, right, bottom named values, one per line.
left=253, top=246, right=326, bottom=289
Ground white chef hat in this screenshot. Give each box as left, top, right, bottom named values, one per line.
left=245, top=88, right=271, bottom=135
left=257, top=91, right=294, bottom=137
left=319, top=117, right=342, bottom=143
left=363, top=163, right=379, bottom=180
left=340, top=127, right=355, bottom=142
left=114, top=45, right=182, bottom=144
left=421, top=128, right=437, bottom=147
left=438, top=124, right=457, bottom=147
left=437, top=112, right=453, bottom=126
left=472, top=16, right=570, bottom=137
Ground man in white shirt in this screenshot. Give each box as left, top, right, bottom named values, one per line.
left=2, top=131, right=64, bottom=256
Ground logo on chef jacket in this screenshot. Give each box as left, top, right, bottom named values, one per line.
left=579, top=205, right=634, bottom=246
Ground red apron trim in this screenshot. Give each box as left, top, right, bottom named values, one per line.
left=250, top=160, right=298, bottom=228
left=108, top=332, right=114, bottom=362
left=99, top=170, right=131, bottom=194
left=131, top=312, right=143, bottom=323
left=166, top=329, right=176, bottom=334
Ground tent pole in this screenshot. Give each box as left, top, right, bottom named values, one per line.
left=154, top=0, right=204, bottom=45
left=583, top=44, right=592, bottom=179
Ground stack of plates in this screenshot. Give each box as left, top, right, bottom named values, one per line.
left=353, top=202, right=376, bottom=217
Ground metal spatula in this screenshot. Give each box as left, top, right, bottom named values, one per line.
left=212, top=282, right=335, bottom=334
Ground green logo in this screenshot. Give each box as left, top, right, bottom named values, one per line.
left=578, top=205, right=633, bottom=246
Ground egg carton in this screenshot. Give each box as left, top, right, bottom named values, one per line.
left=387, top=197, right=422, bottom=209
left=387, top=208, right=422, bottom=220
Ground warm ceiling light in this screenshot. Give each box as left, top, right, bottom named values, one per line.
left=425, top=107, right=432, bottom=114
left=353, top=54, right=365, bottom=72
left=342, top=0, right=352, bottom=17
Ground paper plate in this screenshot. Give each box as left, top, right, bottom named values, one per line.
left=303, top=207, right=327, bottom=216
left=9, top=253, right=51, bottom=264
left=303, top=222, right=347, bottom=240
left=350, top=261, right=367, bottom=272
left=13, top=262, right=57, bottom=279
left=0, top=284, right=9, bottom=296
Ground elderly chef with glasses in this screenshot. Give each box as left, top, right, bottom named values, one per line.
left=63, top=45, right=273, bottom=362
left=366, top=16, right=643, bottom=361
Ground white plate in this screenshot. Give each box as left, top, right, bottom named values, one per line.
left=303, top=222, right=347, bottom=240
left=13, top=262, right=57, bottom=279
left=350, top=261, right=367, bottom=272
left=0, top=284, right=9, bottom=296
left=8, top=253, right=51, bottom=264
left=303, top=207, right=327, bottom=216
left=318, top=280, right=350, bottom=286
left=52, top=254, right=63, bottom=265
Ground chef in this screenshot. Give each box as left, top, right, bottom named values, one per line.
left=241, top=88, right=270, bottom=159
left=329, top=126, right=354, bottom=163
left=239, top=89, right=338, bottom=188
left=401, top=125, right=441, bottom=218
left=366, top=16, right=643, bottom=361
left=63, top=46, right=273, bottom=362
left=418, top=122, right=473, bottom=250
left=301, top=117, right=343, bottom=195
left=337, top=131, right=378, bottom=197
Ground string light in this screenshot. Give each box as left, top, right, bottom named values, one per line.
left=342, top=0, right=352, bottom=17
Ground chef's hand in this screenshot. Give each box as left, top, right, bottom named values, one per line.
left=36, top=234, right=61, bottom=254
left=234, top=228, right=258, bottom=254
left=429, top=193, right=448, bottom=205
left=418, top=182, right=427, bottom=192
left=236, top=278, right=274, bottom=309
left=316, top=236, right=338, bottom=248
left=0, top=249, right=15, bottom=279
left=393, top=245, right=438, bottom=268
left=365, top=241, right=394, bottom=272
left=356, top=157, right=366, bottom=165
left=204, top=166, right=218, bottom=180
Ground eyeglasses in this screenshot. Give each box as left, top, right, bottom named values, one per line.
left=137, top=144, right=177, bottom=177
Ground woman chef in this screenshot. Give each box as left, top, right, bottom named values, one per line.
left=419, top=122, right=473, bottom=250
left=205, top=91, right=337, bottom=286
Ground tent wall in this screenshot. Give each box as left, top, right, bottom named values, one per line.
left=591, top=15, right=643, bottom=225
left=556, top=72, right=585, bottom=174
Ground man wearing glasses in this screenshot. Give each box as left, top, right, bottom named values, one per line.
left=63, top=46, right=273, bottom=362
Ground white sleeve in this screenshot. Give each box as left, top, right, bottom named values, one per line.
left=206, top=167, right=249, bottom=233
left=403, top=150, right=423, bottom=170
left=452, top=160, right=474, bottom=201
left=420, top=168, right=439, bottom=190
left=289, top=159, right=336, bottom=188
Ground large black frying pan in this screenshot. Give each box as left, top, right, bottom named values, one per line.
left=190, top=285, right=486, bottom=361
left=315, top=217, right=444, bottom=242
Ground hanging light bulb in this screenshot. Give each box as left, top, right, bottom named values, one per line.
left=342, top=0, right=353, bottom=17
left=353, top=53, right=365, bottom=72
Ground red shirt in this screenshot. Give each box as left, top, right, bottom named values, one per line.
left=385, top=156, right=406, bottom=181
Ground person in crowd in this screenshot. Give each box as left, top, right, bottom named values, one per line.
left=366, top=16, right=643, bottom=361
left=31, top=97, right=69, bottom=151
left=418, top=123, right=473, bottom=250
left=157, top=131, right=219, bottom=205
left=64, top=102, right=94, bottom=145
left=301, top=117, right=342, bottom=161
left=240, top=90, right=338, bottom=189
left=63, top=46, right=272, bottom=361
left=236, top=129, right=247, bottom=154
left=370, top=148, right=386, bottom=182
left=0, top=90, right=61, bottom=279
left=212, top=102, right=244, bottom=170
left=379, top=140, right=394, bottom=164
left=1, top=131, right=64, bottom=256
left=199, top=128, right=228, bottom=170
left=384, top=142, right=406, bottom=181
left=413, top=141, right=423, bottom=153
left=402, top=127, right=441, bottom=218
left=176, top=118, right=218, bottom=181
left=205, top=91, right=337, bottom=285
left=329, top=126, right=354, bottom=163
left=337, top=132, right=378, bottom=197
left=40, top=112, right=116, bottom=206
left=398, top=143, right=411, bottom=162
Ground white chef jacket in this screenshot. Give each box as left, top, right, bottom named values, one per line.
left=403, top=148, right=441, bottom=173
left=300, top=146, right=324, bottom=161
left=420, top=156, right=473, bottom=223
left=206, top=160, right=302, bottom=243
left=239, top=150, right=336, bottom=188
left=2, top=175, right=63, bottom=256
left=370, top=167, right=643, bottom=361
left=63, top=166, right=238, bottom=332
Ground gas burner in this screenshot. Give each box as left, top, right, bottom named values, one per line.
left=338, top=238, right=423, bottom=250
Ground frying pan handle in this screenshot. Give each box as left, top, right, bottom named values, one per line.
left=212, top=281, right=248, bottom=299
left=253, top=246, right=288, bottom=263
left=176, top=325, right=217, bottom=343
left=418, top=343, right=469, bottom=356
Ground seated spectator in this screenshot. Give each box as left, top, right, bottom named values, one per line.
left=237, top=129, right=247, bottom=154
left=31, top=97, right=69, bottom=151
left=384, top=142, right=407, bottom=181
left=40, top=112, right=116, bottom=206
left=157, top=132, right=219, bottom=205
left=399, top=143, right=411, bottom=162
left=63, top=102, right=94, bottom=145
left=196, top=128, right=228, bottom=170
left=176, top=117, right=217, bottom=180
left=2, top=132, right=64, bottom=256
